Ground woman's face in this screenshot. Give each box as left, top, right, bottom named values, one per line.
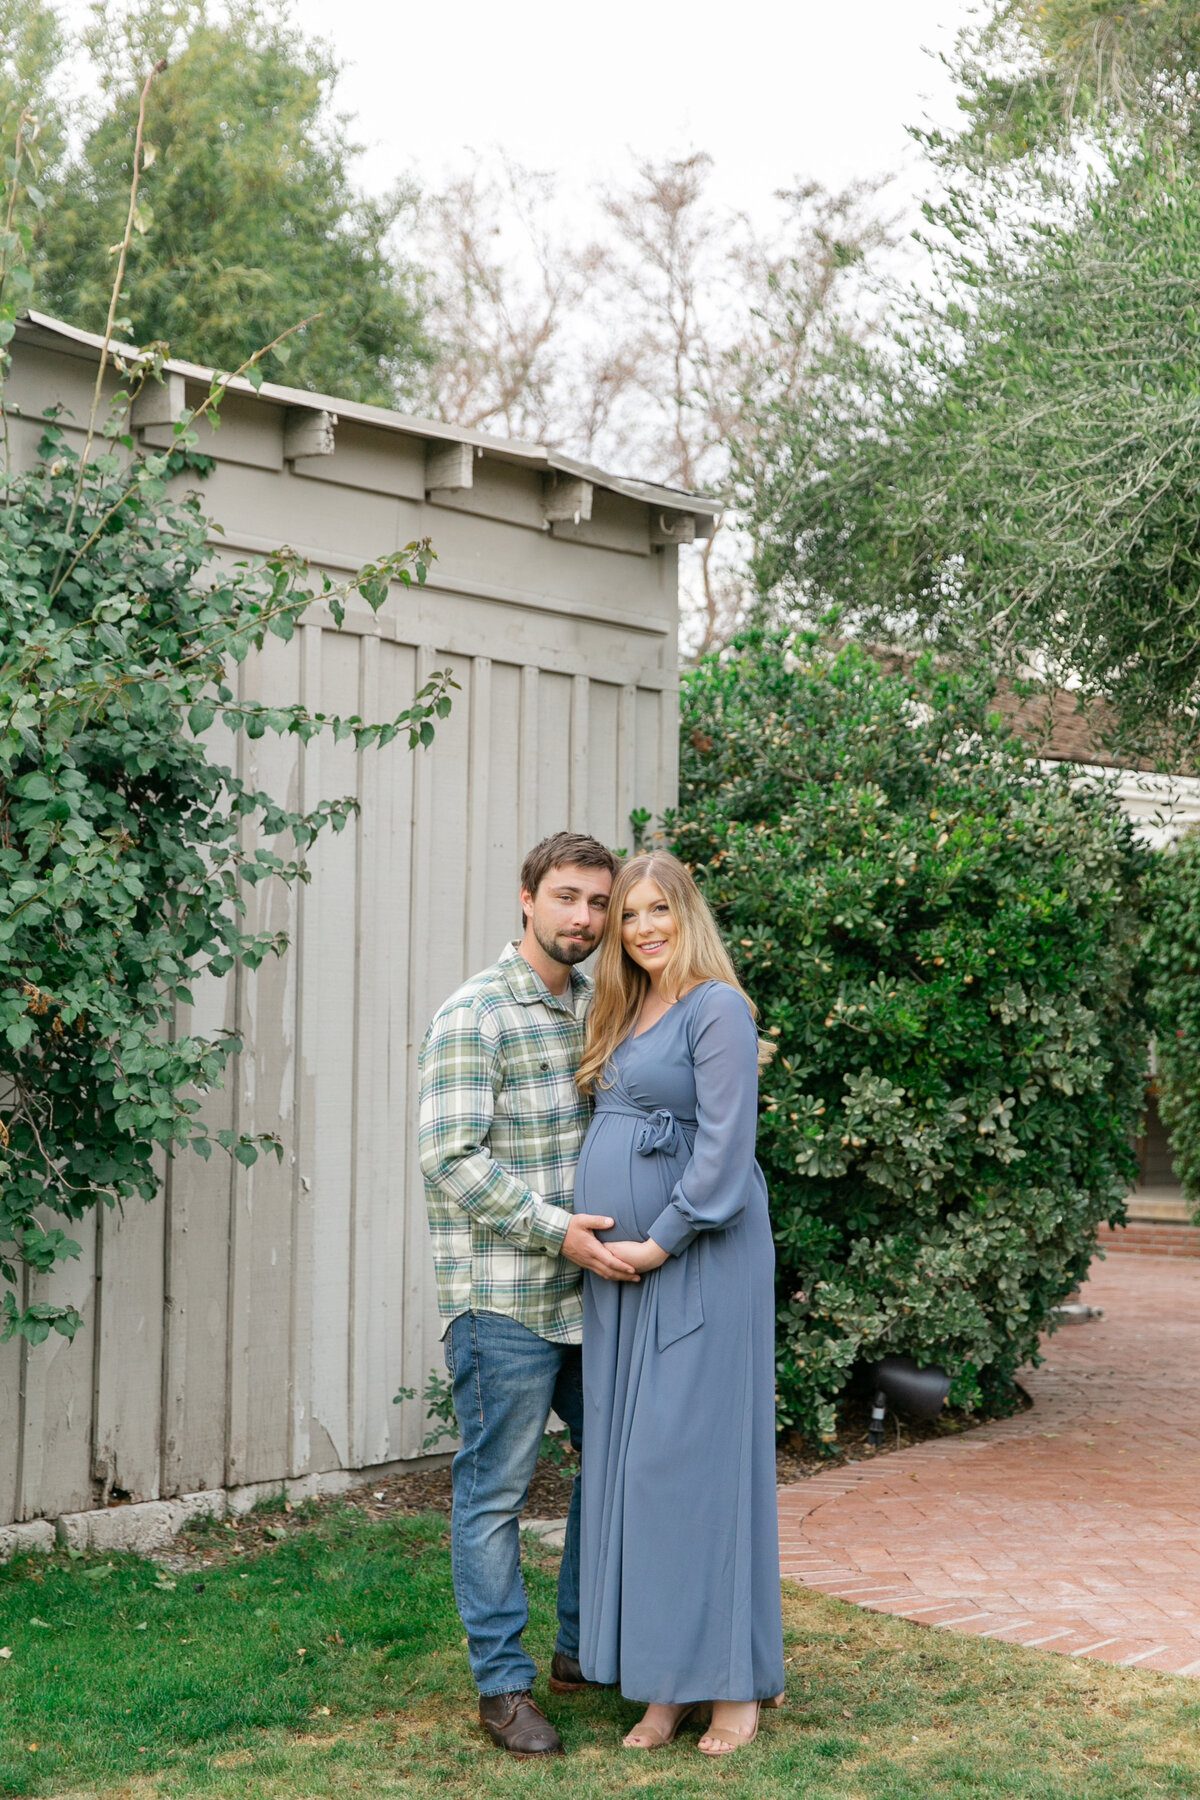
left=620, top=877, right=677, bottom=976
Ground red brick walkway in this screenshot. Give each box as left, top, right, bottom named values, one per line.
left=777, top=1255, right=1200, bottom=1676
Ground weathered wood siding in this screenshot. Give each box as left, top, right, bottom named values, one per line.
left=0, top=322, right=689, bottom=1522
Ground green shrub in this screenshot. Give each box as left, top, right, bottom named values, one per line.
left=1147, top=835, right=1200, bottom=1212
left=0, top=115, right=453, bottom=1344
left=666, top=633, right=1150, bottom=1441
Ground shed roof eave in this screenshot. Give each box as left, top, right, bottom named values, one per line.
left=15, top=310, right=721, bottom=521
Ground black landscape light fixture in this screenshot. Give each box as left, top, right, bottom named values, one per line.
left=866, top=1355, right=952, bottom=1448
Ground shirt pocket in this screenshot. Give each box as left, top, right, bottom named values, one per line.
left=500, top=1046, right=582, bottom=1124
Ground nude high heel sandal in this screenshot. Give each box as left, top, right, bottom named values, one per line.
left=622, top=1703, right=702, bottom=1749
left=697, top=1693, right=785, bottom=1757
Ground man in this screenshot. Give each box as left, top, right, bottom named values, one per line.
left=418, top=830, right=637, bottom=1758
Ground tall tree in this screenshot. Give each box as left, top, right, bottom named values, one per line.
left=946, top=1, right=1200, bottom=165
left=417, top=154, right=889, bottom=656
left=744, top=4, right=1200, bottom=760
left=0, top=0, right=65, bottom=165
left=36, top=0, right=429, bottom=404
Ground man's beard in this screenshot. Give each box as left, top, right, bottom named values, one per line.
left=533, top=920, right=595, bottom=966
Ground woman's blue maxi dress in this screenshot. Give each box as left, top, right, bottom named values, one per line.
left=576, top=980, right=785, bottom=1705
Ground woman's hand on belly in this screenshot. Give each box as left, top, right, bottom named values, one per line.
left=605, top=1237, right=669, bottom=1273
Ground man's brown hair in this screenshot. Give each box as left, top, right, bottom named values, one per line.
left=520, top=832, right=618, bottom=908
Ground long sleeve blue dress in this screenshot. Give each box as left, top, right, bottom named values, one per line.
left=575, top=980, right=785, bottom=1705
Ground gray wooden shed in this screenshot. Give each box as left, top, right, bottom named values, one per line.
left=0, top=313, right=715, bottom=1534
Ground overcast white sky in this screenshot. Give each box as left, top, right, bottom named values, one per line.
left=64, top=0, right=980, bottom=228
left=290, top=0, right=979, bottom=226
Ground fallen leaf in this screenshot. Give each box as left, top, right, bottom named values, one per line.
left=29, top=1619, right=50, bottom=1630
left=153, top=1579, right=177, bottom=1592
left=0, top=1647, right=12, bottom=1660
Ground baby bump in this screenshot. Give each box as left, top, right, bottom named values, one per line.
left=576, top=1114, right=687, bottom=1241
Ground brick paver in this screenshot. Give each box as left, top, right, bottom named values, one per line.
left=777, top=1255, right=1200, bottom=1676
left=1099, top=1218, right=1200, bottom=1257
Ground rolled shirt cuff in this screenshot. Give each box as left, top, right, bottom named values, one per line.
left=527, top=1197, right=574, bottom=1255
left=646, top=1203, right=698, bottom=1258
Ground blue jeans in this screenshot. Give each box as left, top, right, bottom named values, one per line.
left=443, top=1310, right=583, bottom=1696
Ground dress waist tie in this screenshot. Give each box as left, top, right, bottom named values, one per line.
left=592, top=1100, right=703, bottom=1350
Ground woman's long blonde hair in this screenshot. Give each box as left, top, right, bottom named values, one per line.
left=576, top=851, right=758, bottom=1094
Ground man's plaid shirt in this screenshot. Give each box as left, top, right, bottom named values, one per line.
left=418, top=942, right=591, bottom=1344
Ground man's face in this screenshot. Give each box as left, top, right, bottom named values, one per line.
left=522, top=862, right=613, bottom=967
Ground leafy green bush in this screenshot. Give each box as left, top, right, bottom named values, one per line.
left=0, top=118, right=453, bottom=1345
left=1147, top=836, right=1200, bottom=1212
left=666, top=633, right=1150, bottom=1441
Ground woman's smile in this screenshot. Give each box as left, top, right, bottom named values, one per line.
left=621, top=877, right=679, bottom=978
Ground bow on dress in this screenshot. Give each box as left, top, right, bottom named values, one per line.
left=634, top=1107, right=682, bottom=1157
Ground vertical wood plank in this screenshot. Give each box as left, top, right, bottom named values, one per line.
left=585, top=682, right=620, bottom=846
left=162, top=956, right=237, bottom=1496
left=618, top=683, right=637, bottom=850
left=570, top=674, right=590, bottom=830
left=379, top=642, right=418, bottom=1460
left=464, top=656, right=493, bottom=973
left=16, top=1213, right=97, bottom=1519
left=288, top=622, right=322, bottom=1478
left=225, top=637, right=302, bottom=1487
left=307, top=629, right=360, bottom=1473
left=536, top=673, right=572, bottom=837
left=224, top=646, right=251, bottom=1490
left=485, top=662, right=523, bottom=954
left=91, top=1165, right=166, bottom=1502
left=397, top=644, right=442, bottom=1457
left=350, top=632, right=384, bottom=1466
left=0, top=1298, right=21, bottom=1522
left=635, top=688, right=662, bottom=824
left=519, top=665, right=539, bottom=859
left=659, top=680, right=680, bottom=817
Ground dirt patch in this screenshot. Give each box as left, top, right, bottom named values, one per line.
left=160, top=1391, right=1002, bottom=1570
left=775, top=1385, right=1014, bottom=1484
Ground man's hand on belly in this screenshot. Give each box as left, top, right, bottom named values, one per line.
left=562, top=1215, right=641, bottom=1281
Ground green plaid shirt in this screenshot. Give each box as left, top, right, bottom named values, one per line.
left=418, top=942, right=591, bottom=1344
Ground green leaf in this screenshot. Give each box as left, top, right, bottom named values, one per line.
left=96, top=622, right=127, bottom=657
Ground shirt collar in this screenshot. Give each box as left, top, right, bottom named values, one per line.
left=498, top=940, right=592, bottom=1014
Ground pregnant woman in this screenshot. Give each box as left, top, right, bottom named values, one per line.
left=574, top=850, right=785, bottom=1757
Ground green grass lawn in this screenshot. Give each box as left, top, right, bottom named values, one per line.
left=0, top=1499, right=1197, bottom=1798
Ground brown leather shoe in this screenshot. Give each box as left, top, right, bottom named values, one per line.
left=548, top=1650, right=611, bottom=1693
left=478, top=1690, right=563, bottom=1757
